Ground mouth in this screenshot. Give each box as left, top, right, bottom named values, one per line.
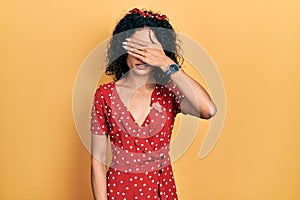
left=135, top=63, right=150, bottom=70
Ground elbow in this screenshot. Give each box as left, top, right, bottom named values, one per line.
left=91, top=158, right=107, bottom=177
left=200, top=103, right=217, bottom=119
left=91, top=154, right=107, bottom=169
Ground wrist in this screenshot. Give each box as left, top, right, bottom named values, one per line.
left=164, top=62, right=180, bottom=77
left=160, top=59, right=175, bottom=73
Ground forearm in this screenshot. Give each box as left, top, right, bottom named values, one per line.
left=161, top=62, right=217, bottom=118
left=120, top=34, right=216, bottom=117
left=91, top=159, right=107, bottom=200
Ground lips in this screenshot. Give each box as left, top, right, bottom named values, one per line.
left=135, top=63, right=149, bottom=70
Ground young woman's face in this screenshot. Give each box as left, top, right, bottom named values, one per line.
left=126, top=27, right=156, bottom=76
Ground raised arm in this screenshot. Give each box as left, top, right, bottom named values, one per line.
left=160, top=65, right=217, bottom=119
left=122, top=30, right=217, bottom=119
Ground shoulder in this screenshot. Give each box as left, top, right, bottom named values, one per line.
left=98, top=81, right=115, bottom=91
left=157, top=82, right=184, bottom=103
left=94, top=81, right=115, bottom=101
left=158, top=82, right=179, bottom=95
left=96, top=81, right=115, bottom=94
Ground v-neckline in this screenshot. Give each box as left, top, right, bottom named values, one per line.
left=113, top=81, right=157, bottom=128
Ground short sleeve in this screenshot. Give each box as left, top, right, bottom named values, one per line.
left=90, top=88, right=109, bottom=135
left=166, top=82, right=185, bottom=114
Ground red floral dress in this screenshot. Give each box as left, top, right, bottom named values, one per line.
left=90, top=81, right=184, bottom=200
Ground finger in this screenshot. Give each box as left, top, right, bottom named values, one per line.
left=122, top=41, right=145, bottom=51
left=126, top=51, right=145, bottom=62
left=125, top=37, right=160, bottom=50
left=122, top=44, right=145, bottom=57
left=125, top=38, right=148, bottom=47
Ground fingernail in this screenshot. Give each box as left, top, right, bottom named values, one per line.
left=125, top=38, right=130, bottom=41
left=122, top=41, right=127, bottom=45
left=122, top=45, right=127, bottom=49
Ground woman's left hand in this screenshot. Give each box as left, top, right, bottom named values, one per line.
left=122, top=30, right=174, bottom=69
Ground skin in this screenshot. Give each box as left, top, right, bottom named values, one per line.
left=91, top=26, right=217, bottom=200
left=122, top=27, right=217, bottom=119
left=91, top=135, right=107, bottom=200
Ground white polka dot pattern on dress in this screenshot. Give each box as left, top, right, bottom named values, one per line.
left=90, top=81, right=184, bottom=200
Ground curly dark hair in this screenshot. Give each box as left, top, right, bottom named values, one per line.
left=105, top=8, right=183, bottom=85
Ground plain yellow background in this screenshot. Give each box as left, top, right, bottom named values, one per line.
left=1, top=0, right=299, bottom=199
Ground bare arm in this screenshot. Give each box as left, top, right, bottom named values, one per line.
left=122, top=30, right=217, bottom=119
left=91, top=134, right=108, bottom=200
left=161, top=66, right=217, bottom=119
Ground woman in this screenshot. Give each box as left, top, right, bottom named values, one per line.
left=90, top=8, right=217, bottom=200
